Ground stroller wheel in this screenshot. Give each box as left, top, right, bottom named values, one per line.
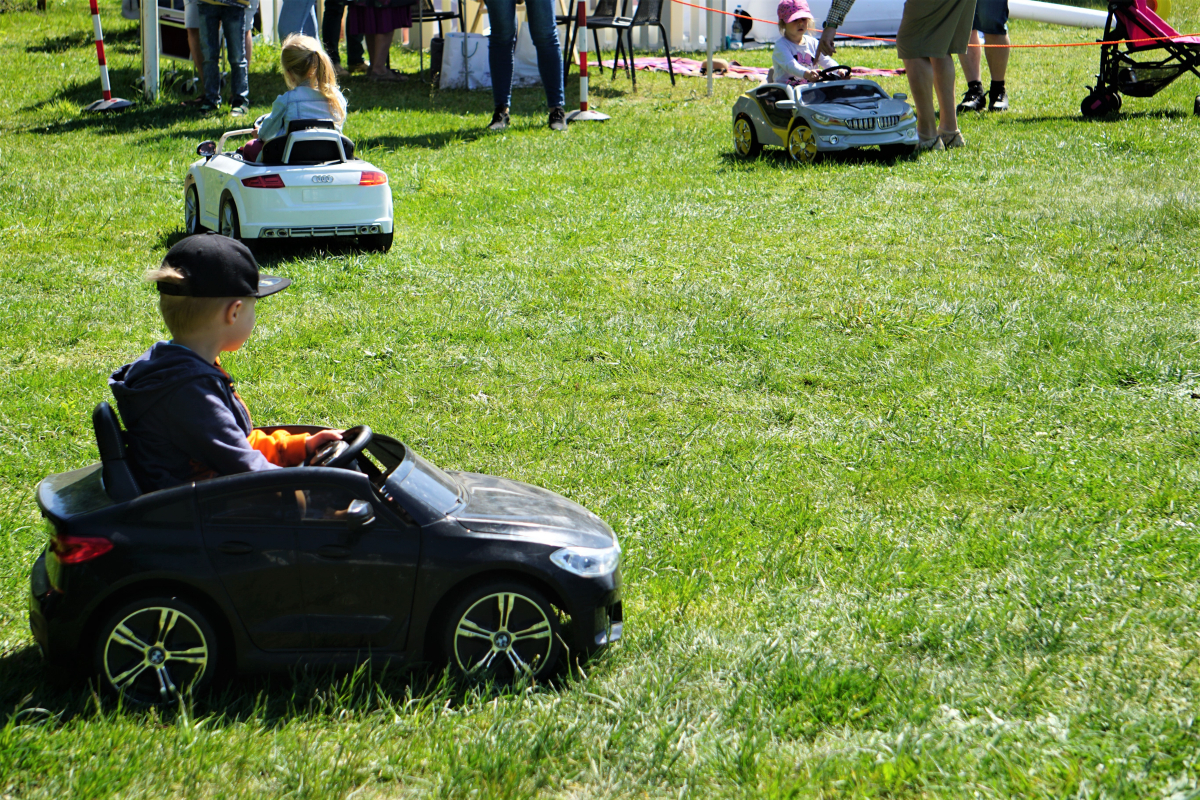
left=1081, top=90, right=1121, bottom=118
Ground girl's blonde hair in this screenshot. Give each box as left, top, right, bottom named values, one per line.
left=280, top=34, right=346, bottom=125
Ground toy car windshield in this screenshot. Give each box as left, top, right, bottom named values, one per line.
left=801, top=83, right=890, bottom=106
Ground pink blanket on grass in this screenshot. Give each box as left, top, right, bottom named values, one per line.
left=624, top=56, right=904, bottom=82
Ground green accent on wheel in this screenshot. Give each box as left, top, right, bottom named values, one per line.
left=788, top=123, right=818, bottom=164
left=453, top=591, right=554, bottom=679
left=734, top=116, right=760, bottom=158
left=103, top=606, right=209, bottom=703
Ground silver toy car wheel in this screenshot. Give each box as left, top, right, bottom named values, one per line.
left=445, top=582, right=562, bottom=683
left=185, top=184, right=206, bottom=235
left=93, top=596, right=218, bottom=706
left=219, top=195, right=241, bottom=240
left=733, top=114, right=761, bottom=159
left=787, top=122, right=818, bottom=165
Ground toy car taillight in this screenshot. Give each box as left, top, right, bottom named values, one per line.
left=359, top=171, right=387, bottom=186
left=242, top=174, right=285, bottom=188
left=51, top=535, right=114, bottom=564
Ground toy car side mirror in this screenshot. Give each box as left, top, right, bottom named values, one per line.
left=197, top=140, right=217, bottom=158
left=346, top=499, right=375, bottom=530
left=776, top=99, right=796, bottom=110
left=893, top=93, right=908, bottom=101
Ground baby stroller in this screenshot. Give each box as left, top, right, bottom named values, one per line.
left=1082, top=0, right=1200, bottom=116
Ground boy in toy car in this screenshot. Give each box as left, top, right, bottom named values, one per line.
left=109, top=234, right=341, bottom=492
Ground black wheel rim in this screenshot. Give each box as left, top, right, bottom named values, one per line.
left=103, top=606, right=209, bottom=703
left=453, top=592, right=553, bottom=681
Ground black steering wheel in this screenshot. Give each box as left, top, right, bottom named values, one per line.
left=817, top=66, right=853, bottom=82
left=306, top=425, right=372, bottom=469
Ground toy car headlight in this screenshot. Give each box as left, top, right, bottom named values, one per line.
left=811, top=112, right=845, bottom=126
left=550, top=543, right=621, bottom=577
left=899, top=108, right=915, bottom=121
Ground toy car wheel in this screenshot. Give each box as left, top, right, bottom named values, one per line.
left=219, top=195, right=241, bottom=240
left=733, top=114, right=761, bottom=159
left=442, top=581, right=563, bottom=683
left=359, top=232, right=393, bottom=253
left=91, top=596, right=219, bottom=706
left=185, top=184, right=207, bottom=235
left=787, top=122, right=818, bottom=165
left=1194, top=94, right=1200, bottom=116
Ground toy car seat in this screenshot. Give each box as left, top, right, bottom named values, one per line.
left=92, top=402, right=142, bottom=502
left=258, top=119, right=356, bottom=165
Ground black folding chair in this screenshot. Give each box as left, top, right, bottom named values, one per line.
left=572, top=0, right=674, bottom=87
left=563, top=0, right=627, bottom=81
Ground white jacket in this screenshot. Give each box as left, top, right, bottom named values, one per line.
left=257, top=85, right=347, bottom=143
left=768, top=34, right=838, bottom=85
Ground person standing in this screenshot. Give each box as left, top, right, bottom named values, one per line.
left=818, top=0, right=975, bottom=150
left=347, top=0, right=413, bottom=81
left=484, top=0, right=567, bottom=131
left=956, top=0, right=1010, bottom=112
left=321, top=0, right=368, bottom=74
left=197, top=0, right=250, bottom=114
left=277, top=0, right=318, bottom=37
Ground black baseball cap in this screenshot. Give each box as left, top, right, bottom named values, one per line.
left=157, top=233, right=291, bottom=298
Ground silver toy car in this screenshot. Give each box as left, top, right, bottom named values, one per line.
left=732, top=67, right=919, bottom=164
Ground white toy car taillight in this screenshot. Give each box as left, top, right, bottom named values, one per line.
left=242, top=174, right=284, bottom=188
left=359, top=171, right=387, bottom=186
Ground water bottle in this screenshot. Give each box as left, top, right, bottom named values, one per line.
left=731, top=13, right=744, bottom=48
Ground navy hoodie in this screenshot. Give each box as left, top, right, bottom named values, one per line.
left=109, top=341, right=277, bottom=491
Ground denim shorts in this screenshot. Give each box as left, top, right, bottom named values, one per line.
left=972, top=0, right=1009, bottom=35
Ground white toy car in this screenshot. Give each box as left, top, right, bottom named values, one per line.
left=184, top=119, right=394, bottom=252
left=733, top=68, right=919, bottom=164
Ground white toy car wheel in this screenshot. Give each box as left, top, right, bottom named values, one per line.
left=733, top=114, right=761, bottom=159
left=219, top=196, right=241, bottom=240
left=185, top=185, right=206, bottom=235
left=787, top=122, right=818, bottom=165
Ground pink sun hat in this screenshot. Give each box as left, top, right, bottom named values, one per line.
left=777, top=0, right=813, bottom=23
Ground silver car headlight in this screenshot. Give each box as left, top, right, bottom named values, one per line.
left=550, top=543, right=621, bottom=577
left=811, top=112, right=845, bottom=126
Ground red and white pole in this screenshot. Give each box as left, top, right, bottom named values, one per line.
left=566, top=1, right=610, bottom=122
left=85, top=0, right=132, bottom=112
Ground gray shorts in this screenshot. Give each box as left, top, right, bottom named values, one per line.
left=972, top=0, right=1008, bottom=35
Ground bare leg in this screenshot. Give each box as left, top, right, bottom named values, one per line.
left=958, top=30, right=982, bottom=83
left=401, top=26, right=410, bottom=46
left=931, top=56, right=958, bottom=134
left=983, top=32, right=1009, bottom=80
left=902, top=57, right=937, bottom=139
left=369, top=30, right=396, bottom=76
left=245, top=30, right=253, bottom=65
left=187, top=27, right=205, bottom=92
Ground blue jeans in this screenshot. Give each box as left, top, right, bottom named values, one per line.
left=483, top=0, right=565, bottom=109
left=199, top=2, right=248, bottom=107
left=277, top=0, right=318, bottom=37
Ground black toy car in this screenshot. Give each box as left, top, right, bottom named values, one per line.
left=28, top=404, right=623, bottom=704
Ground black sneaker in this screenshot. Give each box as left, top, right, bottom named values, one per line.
left=988, top=87, right=1009, bottom=112
left=548, top=106, right=567, bottom=131
left=487, top=107, right=510, bottom=131
left=956, top=84, right=986, bottom=113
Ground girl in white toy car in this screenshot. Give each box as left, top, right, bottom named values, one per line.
left=238, top=34, right=348, bottom=163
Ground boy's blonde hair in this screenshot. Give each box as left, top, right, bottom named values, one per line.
left=145, top=265, right=233, bottom=337
left=280, top=34, right=346, bottom=126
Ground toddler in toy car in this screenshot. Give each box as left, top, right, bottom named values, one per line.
left=770, top=0, right=839, bottom=86
left=109, top=234, right=342, bottom=491
left=237, top=34, right=348, bottom=163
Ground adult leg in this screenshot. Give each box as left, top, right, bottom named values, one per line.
left=484, top=0, right=517, bottom=111
left=369, top=30, right=397, bottom=77
left=198, top=3, right=223, bottom=106
left=245, top=0, right=259, bottom=66
left=958, top=29, right=981, bottom=83
left=983, top=32, right=1010, bottom=79
left=322, top=0, right=346, bottom=65
left=187, top=28, right=205, bottom=91
left=278, top=0, right=318, bottom=37
left=931, top=54, right=958, bottom=134
left=222, top=5, right=249, bottom=109
left=902, top=57, right=938, bottom=140
left=522, top=0, right=565, bottom=109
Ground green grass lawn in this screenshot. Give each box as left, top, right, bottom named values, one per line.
left=3, top=0, right=1200, bottom=795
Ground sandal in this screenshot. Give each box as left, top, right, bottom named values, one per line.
left=368, top=70, right=405, bottom=82
left=939, top=129, right=966, bottom=149
left=916, top=134, right=945, bottom=152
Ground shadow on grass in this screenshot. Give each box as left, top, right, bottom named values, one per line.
left=26, top=23, right=140, bottom=54
left=998, top=108, right=1192, bottom=124
left=0, top=643, right=601, bottom=728
left=154, top=228, right=391, bottom=261
left=716, top=145, right=916, bottom=171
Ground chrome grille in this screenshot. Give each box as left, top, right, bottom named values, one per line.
left=877, top=114, right=901, bottom=128
left=845, top=118, right=875, bottom=131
